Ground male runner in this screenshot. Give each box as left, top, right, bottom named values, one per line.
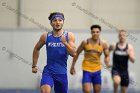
left=32, top=12, right=76, bottom=93
left=110, top=30, right=135, bottom=93
left=70, top=25, right=111, bottom=93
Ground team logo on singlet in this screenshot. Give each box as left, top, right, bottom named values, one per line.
left=48, top=42, right=65, bottom=47
left=115, top=50, right=128, bottom=56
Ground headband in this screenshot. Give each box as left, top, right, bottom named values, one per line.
left=50, top=14, right=64, bottom=22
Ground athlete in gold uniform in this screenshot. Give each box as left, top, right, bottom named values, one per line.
left=70, top=25, right=111, bottom=93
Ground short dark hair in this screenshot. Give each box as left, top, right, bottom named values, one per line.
left=90, top=24, right=101, bottom=31
left=48, top=12, right=64, bottom=20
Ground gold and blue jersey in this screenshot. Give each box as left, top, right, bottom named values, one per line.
left=82, top=40, right=104, bottom=72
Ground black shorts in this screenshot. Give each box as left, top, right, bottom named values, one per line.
left=111, top=68, right=129, bottom=87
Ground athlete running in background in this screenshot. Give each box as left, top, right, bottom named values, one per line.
left=110, top=30, right=135, bottom=93
left=70, top=24, right=111, bottom=93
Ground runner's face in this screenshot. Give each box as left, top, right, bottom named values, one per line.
left=119, top=32, right=126, bottom=43
left=91, top=28, right=101, bottom=40
left=51, top=18, right=64, bottom=31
